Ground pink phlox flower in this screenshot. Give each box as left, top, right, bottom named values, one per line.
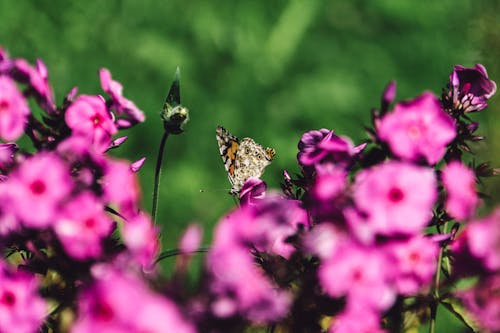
left=376, top=91, right=456, bottom=165
left=65, top=94, right=118, bottom=153
left=121, top=213, right=160, bottom=269
left=349, top=161, right=437, bottom=242
left=319, top=241, right=396, bottom=312
left=452, top=208, right=500, bottom=274
left=12, top=58, right=56, bottom=114
left=456, top=274, right=500, bottom=332
left=207, top=246, right=291, bottom=322
left=99, top=68, right=145, bottom=129
left=218, top=195, right=309, bottom=258
left=101, top=158, right=141, bottom=218
left=106, top=136, right=128, bottom=152
left=54, top=191, right=114, bottom=260
left=328, top=305, right=386, bottom=333
left=383, top=236, right=438, bottom=295
left=6, top=152, right=73, bottom=228
left=309, top=164, right=348, bottom=220
left=298, top=129, right=365, bottom=170
left=381, top=80, right=396, bottom=107
left=0, top=262, right=46, bottom=333
left=0, top=76, right=30, bottom=141
left=449, top=64, right=497, bottom=113
left=442, top=161, right=479, bottom=221
left=239, top=177, right=267, bottom=206
left=72, top=266, right=195, bottom=333
left=302, top=222, right=347, bottom=260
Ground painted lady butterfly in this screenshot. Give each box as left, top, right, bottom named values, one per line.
left=216, top=126, right=275, bottom=195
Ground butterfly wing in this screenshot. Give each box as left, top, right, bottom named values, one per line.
left=216, top=126, right=239, bottom=191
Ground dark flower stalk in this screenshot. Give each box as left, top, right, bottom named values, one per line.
left=152, top=67, right=189, bottom=224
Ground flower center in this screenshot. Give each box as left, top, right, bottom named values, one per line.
left=1, top=290, right=16, bottom=306
left=30, top=179, right=47, bottom=195
left=388, top=187, right=404, bottom=203
left=84, top=217, right=96, bottom=229
left=409, top=251, right=420, bottom=263
left=0, top=100, right=9, bottom=113
left=407, top=125, right=421, bottom=139
left=94, top=301, right=114, bottom=321
left=91, top=114, right=103, bottom=127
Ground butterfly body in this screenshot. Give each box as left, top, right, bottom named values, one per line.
left=216, top=126, right=275, bottom=195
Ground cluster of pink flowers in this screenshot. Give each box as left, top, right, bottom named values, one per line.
left=0, top=45, right=498, bottom=333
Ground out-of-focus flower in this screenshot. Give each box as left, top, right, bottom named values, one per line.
left=309, top=164, right=348, bottom=220
left=121, top=213, right=160, bottom=269
left=6, top=152, right=73, bottom=228
left=383, top=236, right=438, bottom=295
left=302, top=222, right=347, bottom=259
left=376, top=92, right=456, bottom=165
left=318, top=241, right=395, bottom=312
left=99, top=68, right=145, bottom=129
left=0, top=262, right=46, bottom=333
left=452, top=208, right=500, bottom=275
left=442, top=161, right=479, bottom=221
left=349, top=161, right=436, bottom=242
left=0, top=76, right=30, bottom=141
left=179, top=224, right=203, bottom=254
left=239, top=177, right=267, bottom=206
left=298, top=129, right=365, bottom=170
left=101, top=159, right=141, bottom=218
left=328, top=305, right=386, bottom=333
left=456, top=274, right=500, bottom=332
left=72, top=266, right=195, bottom=333
left=207, top=246, right=292, bottom=322
left=54, top=191, right=114, bottom=260
left=65, top=95, right=117, bottom=153
left=381, top=80, right=396, bottom=108
left=448, top=64, right=497, bottom=113
left=13, top=59, right=56, bottom=114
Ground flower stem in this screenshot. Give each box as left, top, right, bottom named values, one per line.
left=152, top=131, right=169, bottom=224
left=429, top=221, right=448, bottom=333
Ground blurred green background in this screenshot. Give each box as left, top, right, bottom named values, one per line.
left=1, top=1, right=498, bottom=331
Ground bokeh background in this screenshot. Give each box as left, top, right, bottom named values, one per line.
left=1, top=1, right=498, bottom=331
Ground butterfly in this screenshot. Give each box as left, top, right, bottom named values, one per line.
left=216, top=126, right=275, bottom=195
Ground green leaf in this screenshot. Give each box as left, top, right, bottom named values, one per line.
left=440, top=298, right=480, bottom=332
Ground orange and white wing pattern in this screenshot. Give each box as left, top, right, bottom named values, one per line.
left=216, top=126, right=275, bottom=195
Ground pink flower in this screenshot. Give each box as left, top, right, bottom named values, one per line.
left=452, top=208, right=500, bottom=274
left=0, top=262, right=46, bottom=333
left=54, top=192, right=114, bottom=260
left=309, top=164, right=348, bottom=219
left=207, top=246, right=292, bottom=322
left=384, top=236, right=438, bottom=294
left=215, top=196, right=309, bottom=259
left=442, top=161, right=479, bottom=221
left=101, top=159, right=141, bottom=217
left=456, top=274, right=500, bottom=332
left=65, top=95, right=117, bottom=153
left=349, top=161, right=436, bottom=242
left=0, top=76, right=30, bottom=141
left=448, top=64, right=497, bottom=113
left=302, top=223, right=347, bottom=259
left=130, top=157, right=146, bottom=173
left=239, top=177, right=267, bottom=206
left=121, top=213, right=160, bottom=269
left=99, top=68, right=145, bottom=129
left=6, top=152, right=73, bottom=228
left=298, top=129, right=365, bottom=169
left=377, top=92, right=456, bottom=165
left=318, top=241, right=395, bottom=312
left=72, top=267, right=195, bottom=333
left=13, top=59, right=56, bottom=114
left=328, top=306, right=386, bottom=333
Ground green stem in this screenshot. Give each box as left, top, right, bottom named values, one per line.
left=429, top=221, right=448, bottom=333
left=155, top=246, right=209, bottom=263
left=152, top=131, right=169, bottom=224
